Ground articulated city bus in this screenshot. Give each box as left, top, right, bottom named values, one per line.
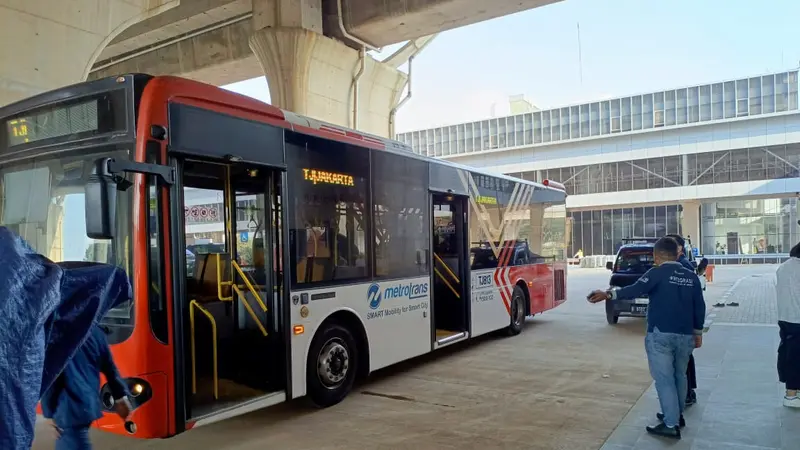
left=0, top=74, right=567, bottom=438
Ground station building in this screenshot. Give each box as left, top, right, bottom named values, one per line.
left=398, top=70, right=800, bottom=262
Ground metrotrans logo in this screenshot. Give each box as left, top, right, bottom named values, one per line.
left=367, top=281, right=429, bottom=310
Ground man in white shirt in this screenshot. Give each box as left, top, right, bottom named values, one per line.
left=776, top=241, right=800, bottom=408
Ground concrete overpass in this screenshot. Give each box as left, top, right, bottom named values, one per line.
left=1, top=0, right=561, bottom=137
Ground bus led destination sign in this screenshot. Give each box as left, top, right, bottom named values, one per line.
left=8, top=119, right=30, bottom=144
left=4, top=97, right=103, bottom=148
left=302, top=168, right=354, bottom=186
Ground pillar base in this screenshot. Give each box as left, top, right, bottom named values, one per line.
left=249, top=27, right=407, bottom=137
left=681, top=201, right=701, bottom=253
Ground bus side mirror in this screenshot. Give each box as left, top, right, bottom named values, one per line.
left=85, top=159, right=121, bottom=240
left=606, top=261, right=613, bottom=270
left=84, top=157, right=175, bottom=240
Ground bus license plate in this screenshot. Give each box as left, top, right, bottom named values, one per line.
left=632, top=305, right=648, bottom=314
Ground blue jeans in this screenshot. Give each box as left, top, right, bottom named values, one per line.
left=645, top=328, right=695, bottom=428
left=55, top=424, right=91, bottom=450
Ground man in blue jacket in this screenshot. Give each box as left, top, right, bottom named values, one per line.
left=41, top=326, right=131, bottom=449
left=588, top=237, right=705, bottom=439
left=665, top=234, right=700, bottom=407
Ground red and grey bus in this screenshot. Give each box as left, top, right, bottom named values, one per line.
left=0, top=74, right=567, bottom=438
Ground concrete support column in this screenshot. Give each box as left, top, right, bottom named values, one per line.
left=681, top=201, right=701, bottom=253
left=682, top=154, right=690, bottom=186
left=249, top=0, right=407, bottom=137
left=0, top=1, right=178, bottom=107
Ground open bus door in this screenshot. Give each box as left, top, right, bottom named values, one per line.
left=431, top=193, right=470, bottom=348
left=175, top=159, right=288, bottom=425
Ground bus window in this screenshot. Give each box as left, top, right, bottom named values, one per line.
left=371, top=150, right=429, bottom=279
left=286, top=134, right=370, bottom=286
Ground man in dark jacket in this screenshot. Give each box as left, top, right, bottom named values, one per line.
left=665, top=234, right=700, bottom=407
left=41, top=326, right=131, bottom=449
left=588, top=237, right=705, bottom=439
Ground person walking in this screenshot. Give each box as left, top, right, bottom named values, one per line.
left=776, top=241, right=800, bottom=408
left=588, top=237, right=705, bottom=439
left=41, top=326, right=131, bottom=450
left=665, top=234, right=700, bottom=407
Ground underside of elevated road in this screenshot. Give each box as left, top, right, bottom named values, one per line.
left=2, top=0, right=562, bottom=136
left=88, top=0, right=563, bottom=86
left=0, top=0, right=179, bottom=106
left=323, top=0, right=562, bottom=48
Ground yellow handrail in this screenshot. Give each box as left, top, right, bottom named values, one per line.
left=231, top=284, right=269, bottom=336
left=212, top=253, right=269, bottom=336
left=216, top=254, right=233, bottom=301
left=189, top=300, right=218, bottom=400
left=232, top=260, right=268, bottom=312
left=433, top=253, right=460, bottom=282
left=434, top=267, right=461, bottom=298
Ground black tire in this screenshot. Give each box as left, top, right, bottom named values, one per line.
left=306, top=322, right=358, bottom=408
left=505, top=285, right=527, bottom=336
left=605, top=300, right=619, bottom=325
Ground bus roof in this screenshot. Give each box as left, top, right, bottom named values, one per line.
left=0, top=74, right=565, bottom=196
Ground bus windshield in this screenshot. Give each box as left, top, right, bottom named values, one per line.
left=0, top=149, right=134, bottom=342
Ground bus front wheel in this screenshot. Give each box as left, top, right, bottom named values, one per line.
left=306, top=322, right=358, bottom=408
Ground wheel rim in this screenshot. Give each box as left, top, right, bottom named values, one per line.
left=317, top=338, right=350, bottom=389
left=512, top=293, right=525, bottom=326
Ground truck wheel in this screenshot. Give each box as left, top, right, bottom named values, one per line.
left=504, top=285, right=526, bottom=336
left=605, top=300, right=619, bottom=325
left=306, top=322, right=358, bottom=408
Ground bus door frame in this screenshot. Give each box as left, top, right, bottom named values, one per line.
left=429, top=191, right=471, bottom=349
left=166, top=154, right=292, bottom=424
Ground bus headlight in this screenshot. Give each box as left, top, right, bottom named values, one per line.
left=99, top=378, right=152, bottom=411
left=131, top=383, right=144, bottom=397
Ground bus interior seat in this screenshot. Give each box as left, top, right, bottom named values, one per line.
left=295, top=229, right=333, bottom=283
left=192, top=252, right=233, bottom=302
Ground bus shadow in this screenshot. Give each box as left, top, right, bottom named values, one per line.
left=223, top=327, right=522, bottom=425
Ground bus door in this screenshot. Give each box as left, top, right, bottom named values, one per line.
left=431, top=193, right=469, bottom=348
left=178, top=159, right=286, bottom=421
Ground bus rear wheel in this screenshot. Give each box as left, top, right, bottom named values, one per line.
left=504, top=285, right=526, bottom=336
left=306, top=322, right=358, bottom=408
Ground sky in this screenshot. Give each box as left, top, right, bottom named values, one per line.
left=223, top=0, right=800, bottom=134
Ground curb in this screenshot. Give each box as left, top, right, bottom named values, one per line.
left=703, top=276, right=746, bottom=333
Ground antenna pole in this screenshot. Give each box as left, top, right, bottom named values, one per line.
left=577, top=22, right=583, bottom=87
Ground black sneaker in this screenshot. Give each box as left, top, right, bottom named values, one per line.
left=726, top=302, right=739, bottom=307
left=686, top=389, right=697, bottom=407
left=714, top=302, right=726, bottom=307
left=646, top=422, right=681, bottom=439
left=656, top=413, right=686, bottom=428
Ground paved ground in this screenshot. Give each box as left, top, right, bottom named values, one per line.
left=31, top=265, right=783, bottom=449
left=33, top=269, right=654, bottom=450
left=602, top=265, right=799, bottom=450
left=709, top=270, right=779, bottom=324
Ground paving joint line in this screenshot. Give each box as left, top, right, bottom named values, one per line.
left=703, top=275, right=748, bottom=333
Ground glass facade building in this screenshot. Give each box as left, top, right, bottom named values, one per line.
left=567, top=198, right=799, bottom=257
left=509, top=144, right=800, bottom=196
left=567, top=205, right=684, bottom=257
left=401, top=70, right=800, bottom=258
left=397, top=71, right=799, bottom=158
left=700, top=198, right=798, bottom=256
